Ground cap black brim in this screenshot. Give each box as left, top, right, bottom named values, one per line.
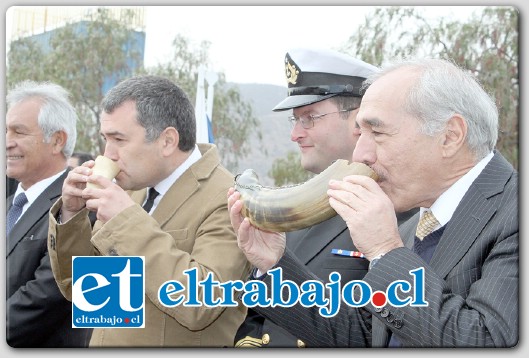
left=272, top=94, right=338, bottom=112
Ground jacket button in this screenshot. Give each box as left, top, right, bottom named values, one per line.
left=374, top=306, right=383, bottom=313
left=394, top=320, right=403, bottom=329
left=297, top=339, right=306, bottom=348
left=380, top=308, right=390, bottom=318
left=262, top=334, right=270, bottom=345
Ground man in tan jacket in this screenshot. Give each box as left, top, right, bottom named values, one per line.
left=48, top=75, right=250, bottom=347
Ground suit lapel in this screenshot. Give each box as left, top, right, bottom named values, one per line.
left=398, top=212, right=420, bottom=250
left=151, top=170, right=199, bottom=227
left=429, top=152, right=514, bottom=278
left=430, top=199, right=495, bottom=278
left=6, top=171, right=66, bottom=256
left=286, top=227, right=310, bottom=252
left=148, top=144, right=217, bottom=227
left=289, top=214, right=348, bottom=265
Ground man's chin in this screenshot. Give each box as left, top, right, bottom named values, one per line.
left=300, top=162, right=321, bottom=175
left=5, top=169, right=20, bottom=181
left=113, top=176, right=127, bottom=189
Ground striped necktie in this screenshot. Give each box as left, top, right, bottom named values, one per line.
left=415, top=211, right=440, bottom=240
left=7, top=192, right=28, bottom=235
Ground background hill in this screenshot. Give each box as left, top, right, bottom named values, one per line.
left=227, top=83, right=298, bottom=186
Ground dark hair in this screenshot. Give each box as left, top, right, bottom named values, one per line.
left=71, top=151, right=95, bottom=165
left=329, top=95, right=363, bottom=119
left=101, top=75, right=196, bottom=152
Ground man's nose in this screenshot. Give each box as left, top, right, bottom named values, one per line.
left=352, top=133, right=376, bottom=165
left=290, top=121, right=307, bottom=142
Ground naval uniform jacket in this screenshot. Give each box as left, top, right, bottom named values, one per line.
left=251, top=151, right=518, bottom=347
left=48, top=144, right=251, bottom=347
left=234, top=207, right=418, bottom=347
left=235, top=214, right=369, bottom=347
left=7, top=170, right=92, bottom=347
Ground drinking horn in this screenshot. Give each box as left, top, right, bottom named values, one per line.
left=234, top=160, right=378, bottom=232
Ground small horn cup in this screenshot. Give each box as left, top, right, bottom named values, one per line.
left=86, top=155, right=120, bottom=189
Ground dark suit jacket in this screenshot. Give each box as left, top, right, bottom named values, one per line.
left=6, top=170, right=92, bottom=347
left=6, top=176, right=18, bottom=198
left=235, top=207, right=418, bottom=347
left=252, top=151, right=518, bottom=347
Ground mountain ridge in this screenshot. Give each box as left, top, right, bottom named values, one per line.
left=228, top=82, right=298, bottom=186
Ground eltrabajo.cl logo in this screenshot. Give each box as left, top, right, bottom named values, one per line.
left=72, top=256, right=145, bottom=328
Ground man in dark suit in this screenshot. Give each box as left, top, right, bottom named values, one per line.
left=6, top=80, right=92, bottom=347
left=6, top=177, right=18, bottom=198
left=234, top=49, right=416, bottom=348
left=228, top=58, right=518, bottom=347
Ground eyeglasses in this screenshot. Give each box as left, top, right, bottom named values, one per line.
left=288, top=108, right=357, bottom=129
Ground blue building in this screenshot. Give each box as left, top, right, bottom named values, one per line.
left=8, top=6, right=146, bottom=95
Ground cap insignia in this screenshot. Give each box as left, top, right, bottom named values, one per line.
left=285, top=58, right=299, bottom=85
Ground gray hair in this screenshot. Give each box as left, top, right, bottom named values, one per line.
left=101, top=75, right=196, bottom=152
left=6, top=80, right=78, bottom=158
left=364, top=58, right=498, bottom=160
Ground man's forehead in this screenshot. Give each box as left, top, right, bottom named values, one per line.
left=7, top=106, right=39, bottom=127
left=100, top=114, right=144, bottom=137
left=100, top=106, right=138, bottom=125
left=365, top=67, right=417, bottom=99
left=8, top=97, right=41, bottom=114
left=356, top=97, right=386, bottom=126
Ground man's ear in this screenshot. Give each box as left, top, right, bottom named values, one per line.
left=160, top=127, right=179, bottom=156
left=51, top=130, right=67, bottom=154
left=441, top=114, right=467, bottom=157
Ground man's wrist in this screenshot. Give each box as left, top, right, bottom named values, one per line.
left=368, top=241, right=404, bottom=270
left=57, top=207, right=82, bottom=224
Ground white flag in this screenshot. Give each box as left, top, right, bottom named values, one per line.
left=195, top=66, right=217, bottom=143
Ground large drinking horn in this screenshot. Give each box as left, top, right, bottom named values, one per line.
left=234, top=160, right=378, bottom=232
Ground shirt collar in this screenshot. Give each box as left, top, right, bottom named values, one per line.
left=14, top=169, right=66, bottom=206
left=423, top=151, right=494, bottom=227
left=148, top=144, right=202, bottom=199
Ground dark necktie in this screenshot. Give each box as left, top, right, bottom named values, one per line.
left=6, top=192, right=28, bottom=235
left=142, top=188, right=159, bottom=213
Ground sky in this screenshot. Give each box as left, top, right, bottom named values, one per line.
left=143, top=5, right=478, bottom=86
left=6, top=5, right=483, bottom=87
left=143, top=5, right=374, bottom=86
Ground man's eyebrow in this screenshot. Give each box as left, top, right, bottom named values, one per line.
left=360, top=118, right=385, bottom=128
left=10, top=123, right=29, bottom=131
left=101, top=130, right=126, bottom=137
